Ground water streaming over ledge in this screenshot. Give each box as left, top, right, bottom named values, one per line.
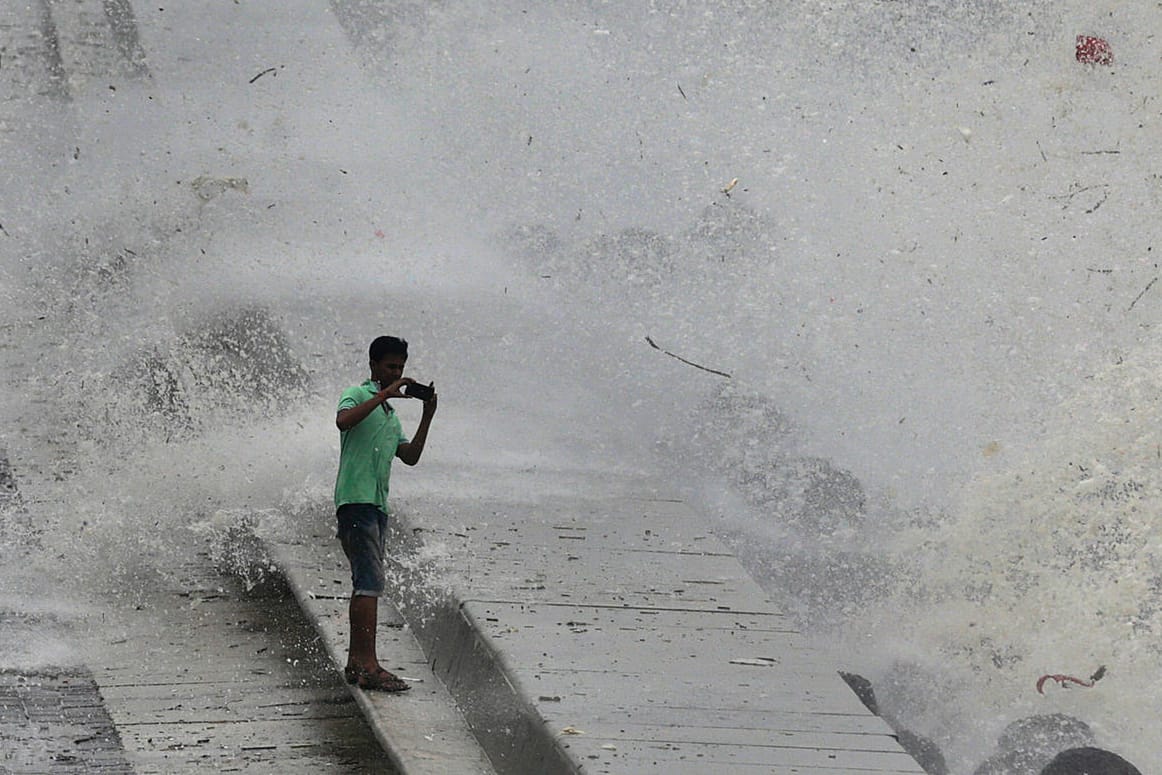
left=2, top=1, right=1160, bottom=771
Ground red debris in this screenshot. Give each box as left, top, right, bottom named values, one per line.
left=1036, top=673, right=1093, bottom=694
left=1076, top=35, right=1113, bottom=65
left=1036, top=666, right=1106, bottom=694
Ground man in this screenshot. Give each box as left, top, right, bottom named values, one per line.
left=334, top=335, right=436, bottom=692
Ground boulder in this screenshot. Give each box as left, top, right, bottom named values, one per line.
left=1041, top=747, right=1141, bottom=775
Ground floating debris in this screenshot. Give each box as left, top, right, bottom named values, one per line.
left=645, top=336, right=732, bottom=378
left=1036, top=666, right=1106, bottom=694
left=730, top=657, right=779, bottom=667
left=248, top=66, right=282, bottom=83
left=1076, top=35, right=1113, bottom=66
left=1127, top=277, right=1157, bottom=313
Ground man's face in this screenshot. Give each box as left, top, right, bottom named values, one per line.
left=371, top=354, right=406, bottom=387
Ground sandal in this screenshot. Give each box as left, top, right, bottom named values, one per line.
left=345, top=664, right=411, bottom=693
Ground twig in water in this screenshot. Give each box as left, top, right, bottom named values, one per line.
left=645, top=336, right=731, bottom=378
left=1049, top=183, right=1108, bottom=211
left=1128, top=276, right=1158, bottom=312
left=1085, top=188, right=1108, bottom=214
left=249, top=67, right=277, bottom=84
left=677, top=82, right=687, bottom=100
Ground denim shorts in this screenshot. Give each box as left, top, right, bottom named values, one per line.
left=336, top=503, right=389, bottom=597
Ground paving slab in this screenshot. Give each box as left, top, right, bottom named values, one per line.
left=0, top=667, right=132, bottom=775
left=79, top=562, right=400, bottom=775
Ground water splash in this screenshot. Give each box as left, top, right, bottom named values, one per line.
left=3, top=1, right=1161, bottom=772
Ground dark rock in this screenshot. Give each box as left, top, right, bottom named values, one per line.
left=974, top=715, right=1098, bottom=775
left=1041, top=747, right=1141, bottom=775
left=710, top=389, right=866, bottom=535
left=584, top=227, right=675, bottom=287
left=998, top=714, right=1097, bottom=755
left=0, top=450, right=38, bottom=550
left=975, top=748, right=1051, bottom=775
left=128, top=347, right=193, bottom=430
left=506, top=223, right=561, bottom=268
left=686, top=201, right=775, bottom=256
left=796, top=455, right=867, bottom=534
left=180, top=305, right=310, bottom=406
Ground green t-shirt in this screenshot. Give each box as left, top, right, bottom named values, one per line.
left=333, top=380, right=409, bottom=512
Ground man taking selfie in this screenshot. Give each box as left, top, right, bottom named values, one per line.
left=333, top=335, right=436, bottom=692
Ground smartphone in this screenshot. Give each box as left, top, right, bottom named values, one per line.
left=404, top=382, right=434, bottom=400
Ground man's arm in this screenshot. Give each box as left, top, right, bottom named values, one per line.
left=336, top=379, right=411, bottom=431
left=396, top=388, right=437, bottom=466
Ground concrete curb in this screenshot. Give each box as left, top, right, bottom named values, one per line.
left=274, top=563, right=410, bottom=775
left=265, top=523, right=497, bottom=775
left=387, top=518, right=578, bottom=775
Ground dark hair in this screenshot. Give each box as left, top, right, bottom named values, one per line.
left=369, top=336, right=408, bottom=362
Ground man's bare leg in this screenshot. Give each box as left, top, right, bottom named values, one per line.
left=346, top=594, right=409, bottom=691
left=347, top=593, right=379, bottom=671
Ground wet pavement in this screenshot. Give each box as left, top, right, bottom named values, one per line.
left=336, top=468, right=928, bottom=774
left=0, top=542, right=396, bottom=774
left=85, top=564, right=396, bottom=775
left=0, top=445, right=396, bottom=775
left=0, top=667, right=131, bottom=775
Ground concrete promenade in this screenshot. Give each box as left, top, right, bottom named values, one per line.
left=268, top=468, right=927, bottom=775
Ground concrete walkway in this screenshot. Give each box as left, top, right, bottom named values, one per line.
left=268, top=469, right=927, bottom=775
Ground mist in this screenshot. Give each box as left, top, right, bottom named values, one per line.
left=3, top=1, right=1161, bottom=771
